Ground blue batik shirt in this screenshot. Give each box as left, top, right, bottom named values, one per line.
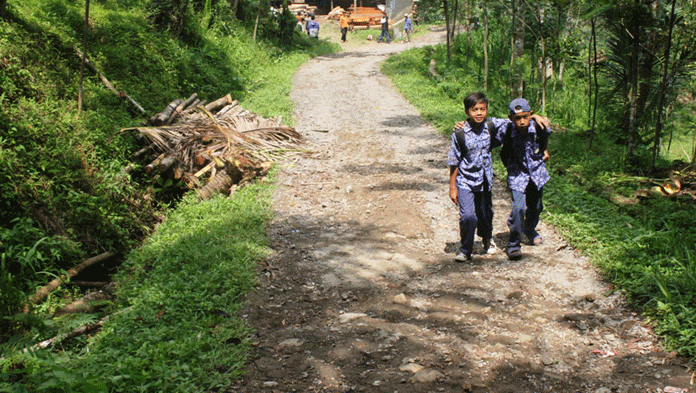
left=446, top=118, right=510, bottom=192
left=505, top=119, right=551, bottom=192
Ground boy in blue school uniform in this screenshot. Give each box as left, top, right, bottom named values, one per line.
left=306, top=15, right=320, bottom=38
left=503, top=98, right=551, bottom=260
left=448, top=93, right=549, bottom=262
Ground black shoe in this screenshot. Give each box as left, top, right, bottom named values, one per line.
left=507, top=249, right=522, bottom=261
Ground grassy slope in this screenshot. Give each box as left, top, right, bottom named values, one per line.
left=1, top=1, right=339, bottom=391
left=383, top=45, right=696, bottom=359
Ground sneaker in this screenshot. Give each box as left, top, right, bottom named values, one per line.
left=507, top=249, right=522, bottom=261
left=454, top=252, right=472, bottom=263
left=482, top=238, right=498, bottom=255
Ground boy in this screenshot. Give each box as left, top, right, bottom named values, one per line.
left=377, top=11, right=390, bottom=43
left=340, top=11, right=350, bottom=43
left=448, top=93, right=548, bottom=262
left=306, top=15, right=320, bottom=38
left=447, top=93, right=513, bottom=262
left=503, top=98, right=551, bottom=260
left=403, top=14, right=412, bottom=43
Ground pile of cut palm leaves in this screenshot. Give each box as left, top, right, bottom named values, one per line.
left=123, top=93, right=303, bottom=200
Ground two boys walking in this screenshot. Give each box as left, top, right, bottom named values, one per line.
left=447, top=93, right=551, bottom=261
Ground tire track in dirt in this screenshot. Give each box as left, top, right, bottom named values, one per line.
left=232, top=31, right=692, bottom=393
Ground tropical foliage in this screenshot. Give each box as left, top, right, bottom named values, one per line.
left=384, top=0, right=696, bottom=359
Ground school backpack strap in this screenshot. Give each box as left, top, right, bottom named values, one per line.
left=499, top=122, right=513, bottom=167
left=455, top=119, right=496, bottom=165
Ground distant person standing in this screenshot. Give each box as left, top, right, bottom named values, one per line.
left=340, top=11, right=350, bottom=43
left=377, top=10, right=390, bottom=43
left=306, top=14, right=320, bottom=38
left=403, top=14, right=412, bottom=43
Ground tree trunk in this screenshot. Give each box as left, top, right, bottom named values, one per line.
left=627, top=0, right=641, bottom=162
left=231, top=0, right=239, bottom=19
left=0, top=0, right=7, bottom=18
left=444, top=0, right=451, bottom=60
left=253, top=0, right=261, bottom=41
left=591, top=18, right=599, bottom=149
left=77, top=0, right=90, bottom=116
left=651, top=0, right=676, bottom=168
left=483, top=2, right=489, bottom=91
left=511, top=0, right=525, bottom=98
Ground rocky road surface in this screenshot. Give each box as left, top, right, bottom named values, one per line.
left=232, top=28, right=693, bottom=393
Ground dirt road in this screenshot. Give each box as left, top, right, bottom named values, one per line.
left=232, top=30, right=693, bottom=393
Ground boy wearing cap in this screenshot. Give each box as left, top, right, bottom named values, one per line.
left=448, top=93, right=549, bottom=262
left=503, top=98, right=551, bottom=260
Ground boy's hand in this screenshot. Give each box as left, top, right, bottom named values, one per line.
left=531, top=114, right=550, bottom=130
left=543, top=150, right=550, bottom=162
left=453, top=120, right=466, bottom=130
left=449, top=188, right=458, bottom=205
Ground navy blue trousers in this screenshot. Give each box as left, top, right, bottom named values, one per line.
left=457, top=180, right=493, bottom=256
left=507, top=182, right=543, bottom=252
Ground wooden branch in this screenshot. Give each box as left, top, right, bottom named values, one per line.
left=72, top=280, right=109, bottom=287
left=53, top=288, right=112, bottom=317
left=157, top=154, right=178, bottom=173
left=215, top=100, right=239, bottom=118
left=24, top=306, right=132, bottom=353
left=181, top=99, right=203, bottom=115
left=151, top=99, right=183, bottom=126
left=73, top=47, right=146, bottom=114
left=28, top=251, right=117, bottom=307
left=132, top=144, right=154, bottom=159
left=204, top=94, right=233, bottom=113
left=30, top=317, right=105, bottom=351
left=166, top=93, right=198, bottom=125
left=194, top=161, right=215, bottom=178
left=145, top=152, right=166, bottom=174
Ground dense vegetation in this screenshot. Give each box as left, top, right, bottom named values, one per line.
left=383, top=0, right=696, bottom=358
left=1, top=0, right=337, bottom=391
left=3, top=0, right=696, bottom=390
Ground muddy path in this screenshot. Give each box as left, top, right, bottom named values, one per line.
left=231, top=30, right=693, bottom=393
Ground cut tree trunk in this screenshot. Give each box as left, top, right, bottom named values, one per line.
left=166, top=93, right=198, bottom=125
left=157, top=154, right=178, bottom=173
left=151, top=99, right=183, bottom=126
left=145, top=152, right=167, bottom=174
left=205, top=94, right=233, bottom=112
left=27, top=251, right=118, bottom=308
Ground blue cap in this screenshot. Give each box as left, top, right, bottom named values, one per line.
left=509, top=98, right=531, bottom=116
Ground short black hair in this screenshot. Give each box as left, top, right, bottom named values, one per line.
left=464, top=92, right=488, bottom=112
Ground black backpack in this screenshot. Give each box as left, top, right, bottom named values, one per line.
left=499, top=121, right=547, bottom=167
left=453, top=119, right=495, bottom=162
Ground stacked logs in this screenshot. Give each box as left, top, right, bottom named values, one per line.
left=123, top=93, right=303, bottom=200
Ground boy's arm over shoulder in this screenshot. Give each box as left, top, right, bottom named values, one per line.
left=487, top=117, right=511, bottom=148
left=531, top=114, right=551, bottom=132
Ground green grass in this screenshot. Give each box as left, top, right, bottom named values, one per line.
left=1, top=181, right=273, bottom=391
left=1, top=0, right=340, bottom=390
left=383, top=44, right=696, bottom=360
